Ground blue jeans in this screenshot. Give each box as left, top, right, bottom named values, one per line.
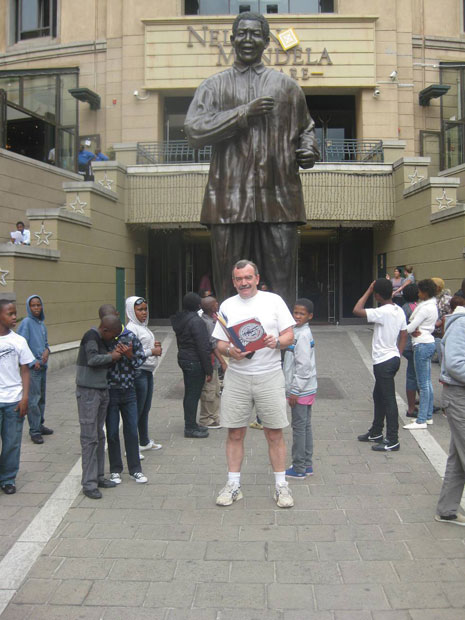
left=0, top=401, right=24, bottom=486
left=178, top=359, right=205, bottom=430
left=402, top=349, right=418, bottom=392
left=413, top=342, right=435, bottom=423
left=134, top=370, right=154, bottom=447
left=27, top=367, right=47, bottom=436
left=106, top=387, right=141, bottom=475
left=291, top=403, right=313, bottom=474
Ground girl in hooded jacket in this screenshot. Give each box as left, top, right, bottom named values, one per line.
left=125, top=297, right=163, bottom=452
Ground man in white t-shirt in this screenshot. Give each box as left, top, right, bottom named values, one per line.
left=212, top=259, right=296, bottom=508
left=0, top=299, right=35, bottom=494
left=353, top=279, right=407, bottom=452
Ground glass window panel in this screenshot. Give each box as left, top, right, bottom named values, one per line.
left=420, top=131, right=440, bottom=175
left=441, top=68, right=461, bottom=121
left=444, top=122, right=464, bottom=169
left=260, top=0, right=288, bottom=13
left=59, top=128, right=75, bottom=171
left=198, top=0, right=229, bottom=13
left=21, top=0, right=40, bottom=32
left=230, top=1, right=259, bottom=13
left=0, top=77, right=20, bottom=105
left=60, top=74, right=78, bottom=125
left=290, top=0, right=320, bottom=12
left=23, top=74, right=56, bottom=121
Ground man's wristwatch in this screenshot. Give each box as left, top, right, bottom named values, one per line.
left=276, top=338, right=281, bottom=350
left=226, top=345, right=231, bottom=357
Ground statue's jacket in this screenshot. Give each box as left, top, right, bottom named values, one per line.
left=185, top=60, right=319, bottom=226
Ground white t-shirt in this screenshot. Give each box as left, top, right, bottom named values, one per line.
left=212, top=291, right=295, bottom=375
left=0, top=331, right=35, bottom=403
left=365, top=303, right=407, bottom=365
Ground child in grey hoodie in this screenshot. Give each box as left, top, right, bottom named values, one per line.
left=283, top=298, right=317, bottom=479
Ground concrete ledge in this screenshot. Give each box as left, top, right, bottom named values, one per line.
left=27, top=207, right=92, bottom=228
left=392, top=156, right=430, bottom=171
left=63, top=181, right=118, bottom=202
left=48, top=341, right=80, bottom=372
left=0, top=244, right=60, bottom=261
left=430, top=203, right=465, bottom=224
left=403, top=176, right=460, bottom=199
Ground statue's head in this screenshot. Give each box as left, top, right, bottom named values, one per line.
left=231, top=12, right=270, bottom=66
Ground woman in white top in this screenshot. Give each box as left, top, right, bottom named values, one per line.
left=126, top=297, right=163, bottom=451
left=403, top=279, right=438, bottom=429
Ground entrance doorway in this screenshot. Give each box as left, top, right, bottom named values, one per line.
left=307, top=95, right=356, bottom=161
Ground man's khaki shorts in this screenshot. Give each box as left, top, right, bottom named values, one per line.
left=220, top=368, right=289, bottom=429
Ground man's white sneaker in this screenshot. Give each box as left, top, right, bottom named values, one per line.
left=426, top=419, right=433, bottom=425
left=216, top=482, right=243, bottom=506
left=139, top=439, right=162, bottom=451
left=130, top=472, right=148, bottom=484
left=274, top=482, right=294, bottom=508
left=109, top=473, right=122, bottom=484
left=403, top=421, right=427, bottom=429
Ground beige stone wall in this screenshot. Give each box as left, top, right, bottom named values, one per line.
left=373, top=163, right=465, bottom=293
left=0, top=150, right=147, bottom=345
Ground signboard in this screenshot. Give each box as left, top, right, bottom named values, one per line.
left=143, top=15, right=377, bottom=90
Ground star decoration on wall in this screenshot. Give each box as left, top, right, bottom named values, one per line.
left=34, top=223, right=53, bottom=246
left=435, top=189, right=454, bottom=210
left=0, top=268, right=9, bottom=287
left=98, top=173, right=114, bottom=190
left=69, top=194, right=87, bottom=214
left=408, top=168, right=425, bottom=185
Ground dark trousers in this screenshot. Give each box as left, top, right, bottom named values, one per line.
left=210, top=222, right=298, bottom=305
left=27, top=367, right=47, bottom=436
left=76, top=387, right=109, bottom=491
left=106, top=387, right=141, bottom=475
left=178, top=360, right=206, bottom=430
left=370, top=356, right=401, bottom=443
left=134, top=370, right=154, bottom=447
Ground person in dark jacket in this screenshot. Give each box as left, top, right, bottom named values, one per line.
left=171, top=293, right=213, bottom=438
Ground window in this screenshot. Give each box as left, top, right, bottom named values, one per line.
left=185, top=0, right=333, bottom=14
left=14, top=0, right=57, bottom=42
left=440, top=63, right=465, bottom=170
left=0, top=68, right=78, bottom=171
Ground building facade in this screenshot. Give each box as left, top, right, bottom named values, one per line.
left=0, top=0, right=464, bottom=342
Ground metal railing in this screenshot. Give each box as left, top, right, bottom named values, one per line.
left=136, top=139, right=384, bottom=165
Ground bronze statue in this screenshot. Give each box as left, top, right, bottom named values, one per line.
left=185, top=12, right=319, bottom=304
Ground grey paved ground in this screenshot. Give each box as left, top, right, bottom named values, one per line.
left=1, top=326, right=464, bottom=619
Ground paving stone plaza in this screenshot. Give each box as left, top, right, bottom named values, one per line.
left=0, top=325, right=464, bottom=619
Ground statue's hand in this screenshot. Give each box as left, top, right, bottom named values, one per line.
left=296, top=148, right=316, bottom=169
left=246, top=96, right=275, bottom=117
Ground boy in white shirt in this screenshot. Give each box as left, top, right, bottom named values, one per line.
left=353, top=279, right=407, bottom=452
left=0, top=299, right=35, bottom=494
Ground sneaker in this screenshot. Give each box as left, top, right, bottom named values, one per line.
left=184, top=428, right=209, bottom=438
left=139, top=439, right=162, bottom=451
left=357, top=432, right=384, bottom=443
left=435, top=513, right=465, bottom=526
left=40, top=425, right=54, bottom=435
left=285, top=466, right=306, bottom=479
left=1, top=484, right=16, bottom=495
left=83, top=488, right=102, bottom=499
left=403, top=421, right=427, bottom=429
left=109, top=473, right=122, bottom=485
left=31, top=434, right=44, bottom=444
left=406, top=410, right=418, bottom=418
left=274, top=482, right=294, bottom=508
left=130, top=472, right=148, bottom=484
left=216, top=482, right=243, bottom=506
left=249, top=421, right=263, bottom=430
left=98, top=478, right=117, bottom=489
left=205, top=421, right=222, bottom=429
left=433, top=406, right=441, bottom=414
left=305, top=467, right=314, bottom=476
left=372, top=440, right=400, bottom=452
left=426, top=419, right=433, bottom=426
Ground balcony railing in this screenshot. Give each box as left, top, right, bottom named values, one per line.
left=137, top=139, right=384, bottom=165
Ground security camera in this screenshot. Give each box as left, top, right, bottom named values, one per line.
left=373, top=89, right=380, bottom=98
left=133, top=90, right=139, bottom=97
left=389, top=70, right=398, bottom=80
